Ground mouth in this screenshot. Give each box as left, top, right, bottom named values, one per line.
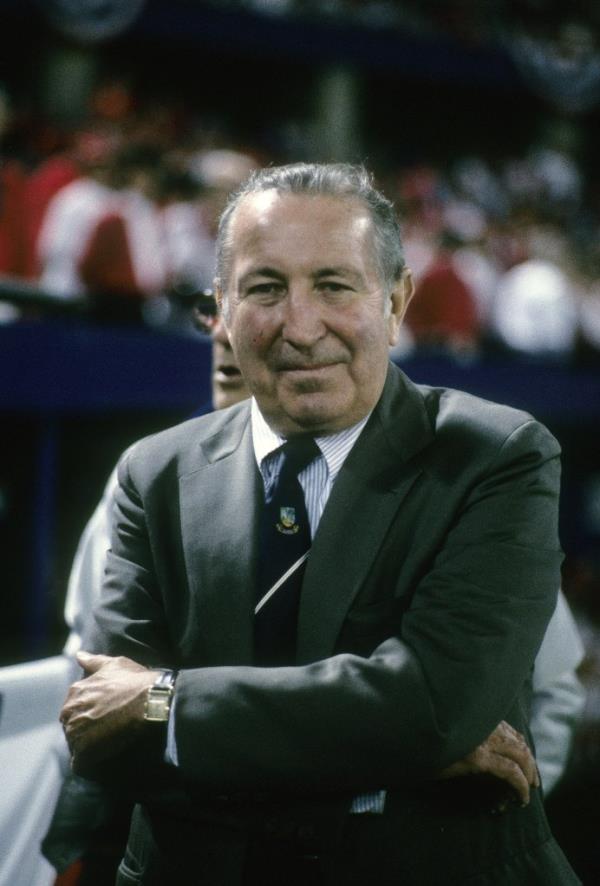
left=213, top=364, right=245, bottom=387
left=276, top=362, right=340, bottom=375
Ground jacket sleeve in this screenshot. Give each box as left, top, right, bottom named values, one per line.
left=88, top=419, right=563, bottom=793
left=171, top=419, right=563, bottom=791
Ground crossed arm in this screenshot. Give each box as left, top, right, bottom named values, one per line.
left=60, top=417, right=561, bottom=807
left=61, top=650, right=539, bottom=808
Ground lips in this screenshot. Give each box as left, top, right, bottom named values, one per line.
left=280, top=364, right=336, bottom=373
left=213, top=363, right=244, bottom=386
left=273, top=355, right=346, bottom=372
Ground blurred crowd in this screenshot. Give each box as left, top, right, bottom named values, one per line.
left=384, top=132, right=600, bottom=364
left=2, top=41, right=600, bottom=879
left=0, top=79, right=263, bottom=329
left=198, top=0, right=600, bottom=44
left=2, top=75, right=600, bottom=361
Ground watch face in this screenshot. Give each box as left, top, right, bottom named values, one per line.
left=144, top=688, right=171, bottom=722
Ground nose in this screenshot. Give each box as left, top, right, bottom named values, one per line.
left=211, top=315, right=230, bottom=347
left=281, top=288, right=326, bottom=348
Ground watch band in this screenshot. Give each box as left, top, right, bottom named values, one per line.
left=144, top=669, right=178, bottom=722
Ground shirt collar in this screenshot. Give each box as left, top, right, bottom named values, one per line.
left=250, top=397, right=370, bottom=482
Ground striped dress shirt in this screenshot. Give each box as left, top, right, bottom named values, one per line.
left=251, top=399, right=385, bottom=815
left=169, top=401, right=386, bottom=813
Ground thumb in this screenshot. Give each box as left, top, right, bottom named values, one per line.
left=76, top=650, right=112, bottom=673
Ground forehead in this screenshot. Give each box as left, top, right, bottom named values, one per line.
left=227, top=190, right=377, bottom=275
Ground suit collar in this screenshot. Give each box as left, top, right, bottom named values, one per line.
left=180, top=402, right=259, bottom=665
left=297, top=363, right=434, bottom=662
left=179, top=366, right=434, bottom=666
left=198, top=400, right=252, bottom=465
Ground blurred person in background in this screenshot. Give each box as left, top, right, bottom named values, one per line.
left=491, top=257, right=579, bottom=360
left=35, top=127, right=121, bottom=299
left=189, top=147, right=259, bottom=247
left=43, top=293, right=248, bottom=885
left=144, top=148, right=261, bottom=333
left=161, top=166, right=215, bottom=299
left=577, top=253, right=600, bottom=364
left=0, top=84, right=26, bottom=278
left=78, top=143, right=169, bottom=323
left=404, top=228, right=481, bottom=356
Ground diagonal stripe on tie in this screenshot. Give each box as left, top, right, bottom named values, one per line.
left=254, top=551, right=310, bottom=615
left=254, top=436, right=319, bottom=666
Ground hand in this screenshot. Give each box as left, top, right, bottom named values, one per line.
left=439, top=720, right=539, bottom=811
left=60, top=651, right=160, bottom=772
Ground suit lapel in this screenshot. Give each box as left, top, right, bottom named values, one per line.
left=179, top=404, right=261, bottom=665
left=297, top=365, right=434, bottom=663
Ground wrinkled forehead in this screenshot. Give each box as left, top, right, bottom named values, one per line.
left=233, top=188, right=372, bottom=226
left=228, top=189, right=377, bottom=267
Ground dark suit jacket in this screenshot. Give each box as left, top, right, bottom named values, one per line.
left=87, top=363, right=579, bottom=884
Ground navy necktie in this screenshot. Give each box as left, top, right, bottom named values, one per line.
left=254, top=436, right=320, bottom=666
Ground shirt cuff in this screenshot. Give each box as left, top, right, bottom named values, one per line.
left=164, top=692, right=179, bottom=766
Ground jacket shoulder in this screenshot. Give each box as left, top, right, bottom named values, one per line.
left=404, top=381, right=561, bottom=482
left=118, top=399, right=251, bottom=487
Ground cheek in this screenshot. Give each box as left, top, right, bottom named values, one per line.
left=240, top=330, right=268, bottom=359
left=234, top=308, right=274, bottom=353
left=345, top=316, right=389, bottom=363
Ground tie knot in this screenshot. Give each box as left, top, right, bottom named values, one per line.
left=280, top=436, right=320, bottom=476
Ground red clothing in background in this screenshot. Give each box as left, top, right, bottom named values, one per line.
left=406, top=254, right=480, bottom=348
left=0, top=159, right=26, bottom=275
left=79, top=212, right=140, bottom=299
left=21, top=154, right=79, bottom=278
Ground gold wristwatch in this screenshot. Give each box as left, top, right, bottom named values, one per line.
left=144, top=669, right=178, bottom=722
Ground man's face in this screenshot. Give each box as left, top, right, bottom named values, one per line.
left=219, top=191, right=412, bottom=436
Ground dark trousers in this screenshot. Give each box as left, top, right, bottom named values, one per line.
left=116, top=804, right=366, bottom=885
left=242, top=836, right=330, bottom=886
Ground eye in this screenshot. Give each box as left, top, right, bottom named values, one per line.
left=316, top=280, right=354, bottom=295
left=248, top=282, right=281, bottom=293
left=245, top=281, right=286, bottom=300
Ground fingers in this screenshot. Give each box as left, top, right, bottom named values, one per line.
left=491, top=722, right=539, bottom=789
left=76, top=650, right=112, bottom=673
left=439, top=720, right=540, bottom=811
left=487, top=751, right=531, bottom=807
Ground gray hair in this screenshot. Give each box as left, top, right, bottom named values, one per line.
left=215, top=162, right=405, bottom=309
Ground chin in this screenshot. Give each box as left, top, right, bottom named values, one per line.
left=280, top=401, right=350, bottom=435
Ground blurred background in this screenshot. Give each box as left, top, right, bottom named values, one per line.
left=1, top=0, right=600, bottom=878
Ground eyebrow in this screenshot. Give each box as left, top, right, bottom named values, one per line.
left=313, top=267, right=362, bottom=282
left=238, top=265, right=364, bottom=288
left=239, top=267, right=286, bottom=287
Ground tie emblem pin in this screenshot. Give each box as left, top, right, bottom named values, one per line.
left=276, top=506, right=300, bottom=535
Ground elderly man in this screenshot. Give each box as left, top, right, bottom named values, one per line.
left=60, top=163, right=578, bottom=885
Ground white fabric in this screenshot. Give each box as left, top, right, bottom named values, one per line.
left=119, top=190, right=169, bottom=295
left=533, top=592, right=584, bottom=691
left=37, top=177, right=115, bottom=298
left=162, top=201, right=215, bottom=291
left=492, top=259, right=578, bottom=355
left=0, top=656, right=73, bottom=886
left=530, top=591, right=586, bottom=794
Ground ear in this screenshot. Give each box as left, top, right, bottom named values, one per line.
left=214, top=279, right=231, bottom=331
left=214, top=278, right=225, bottom=319
left=387, top=269, right=415, bottom=346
